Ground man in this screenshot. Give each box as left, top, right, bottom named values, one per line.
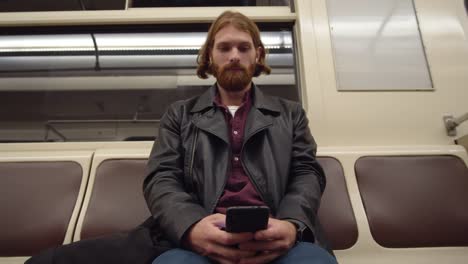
left=143, top=11, right=337, bottom=264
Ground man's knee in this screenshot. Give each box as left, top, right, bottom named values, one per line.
left=152, top=248, right=210, bottom=264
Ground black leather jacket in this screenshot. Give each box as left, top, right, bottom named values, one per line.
left=143, top=84, right=326, bottom=248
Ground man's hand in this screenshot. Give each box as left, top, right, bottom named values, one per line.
left=237, top=218, right=297, bottom=264
left=183, top=214, right=256, bottom=264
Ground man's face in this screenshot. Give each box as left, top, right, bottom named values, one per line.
left=211, top=25, right=260, bottom=92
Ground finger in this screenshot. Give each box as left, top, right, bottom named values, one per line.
left=238, top=239, right=291, bottom=252
left=254, top=219, right=295, bottom=241
left=253, top=220, right=282, bottom=241
left=207, top=214, right=227, bottom=230
left=239, top=251, right=284, bottom=264
left=211, top=230, right=255, bottom=246
left=254, top=228, right=281, bottom=241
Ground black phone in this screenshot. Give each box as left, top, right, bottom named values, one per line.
left=225, top=206, right=270, bottom=233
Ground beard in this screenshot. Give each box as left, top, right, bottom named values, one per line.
left=213, top=62, right=255, bottom=92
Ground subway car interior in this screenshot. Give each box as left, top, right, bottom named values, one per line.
left=0, top=0, right=467, bottom=263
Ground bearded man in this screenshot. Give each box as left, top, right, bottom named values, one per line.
left=144, top=10, right=337, bottom=264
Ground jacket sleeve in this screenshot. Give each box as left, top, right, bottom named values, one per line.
left=275, top=104, right=326, bottom=241
left=143, top=103, right=208, bottom=247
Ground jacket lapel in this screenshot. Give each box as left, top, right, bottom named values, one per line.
left=190, top=83, right=281, bottom=145
left=244, top=85, right=280, bottom=142
left=191, top=85, right=229, bottom=144
left=244, top=108, right=273, bottom=143
left=193, top=108, right=230, bottom=144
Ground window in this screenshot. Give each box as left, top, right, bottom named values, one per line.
left=0, top=24, right=297, bottom=142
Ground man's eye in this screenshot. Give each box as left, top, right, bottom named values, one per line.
left=239, top=46, right=250, bottom=52
left=218, top=46, right=230, bottom=52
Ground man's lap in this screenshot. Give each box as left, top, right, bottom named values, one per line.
left=152, top=242, right=337, bottom=264
left=273, top=242, right=337, bottom=264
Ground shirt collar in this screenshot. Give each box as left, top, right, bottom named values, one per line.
left=190, top=83, right=281, bottom=114
left=213, top=85, right=252, bottom=109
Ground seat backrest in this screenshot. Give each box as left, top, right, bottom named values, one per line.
left=75, top=149, right=151, bottom=241
left=75, top=151, right=359, bottom=251
left=317, top=157, right=358, bottom=250
left=0, top=151, right=91, bottom=258
left=355, top=155, right=468, bottom=247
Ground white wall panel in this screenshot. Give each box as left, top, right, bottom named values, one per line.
left=295, top=0, right=468, bottom=146
left=327, top=0, right=432, bottom=91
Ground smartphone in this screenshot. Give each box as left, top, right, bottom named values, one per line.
left=225, top=206, right=270, bottom=233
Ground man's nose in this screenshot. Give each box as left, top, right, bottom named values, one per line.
left=229, top=48, right=240, bottom=63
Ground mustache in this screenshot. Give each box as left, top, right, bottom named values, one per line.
left=222, top=63, right=247, bottom=72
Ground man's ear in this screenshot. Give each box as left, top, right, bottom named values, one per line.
left=256, top=46, right=262, bottom=62
left=208, top=54, right=213, bottom=66
left=207, top=48, right=213, bottom=63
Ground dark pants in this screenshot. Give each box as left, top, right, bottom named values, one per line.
left=152, top=242, right=338, bottom=264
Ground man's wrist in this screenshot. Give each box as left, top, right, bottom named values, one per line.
left=282, top=220, right=297, bottom=238
left=285, top=219, right=314, bottom=243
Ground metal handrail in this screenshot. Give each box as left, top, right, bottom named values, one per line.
left=444, top=113, right=468, bottom=136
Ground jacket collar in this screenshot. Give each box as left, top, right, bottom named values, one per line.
left=190, top=83, right=281, bottom=114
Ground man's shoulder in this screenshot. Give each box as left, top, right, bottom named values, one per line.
left=261, top=93, right=303, bottom=114
left=277, top=96, right=302, bottom=109
left=165, top=94, right=203, bottom=114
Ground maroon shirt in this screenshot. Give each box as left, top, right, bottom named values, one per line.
left=214, top=89, right=266, bottom=214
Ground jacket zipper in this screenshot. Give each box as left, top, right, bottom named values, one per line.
left=209, top=147, right=232, bottom=213
left=207, top=116, right=272, bottom=213
left=239, top=124, right=273, bottom=211
left=188, top=128, right=198, bottom=191
left=192, top=126, right=231, bottom=213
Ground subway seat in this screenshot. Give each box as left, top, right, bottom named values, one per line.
left=0, top=145, right=467, bottom=264
left=76, top=159, right=151, bottom=241
left=317, top=157, right=358, bottom=250
left=74, top=154, right=358, bottom=249
left=0, top=150, right=93, bottom=264
left=355, top=155, right=468, bottom=248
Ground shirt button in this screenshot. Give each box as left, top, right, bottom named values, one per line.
left=234, top=157, right=239, bottom=162
left=233, top=130, right=238, bottom=135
